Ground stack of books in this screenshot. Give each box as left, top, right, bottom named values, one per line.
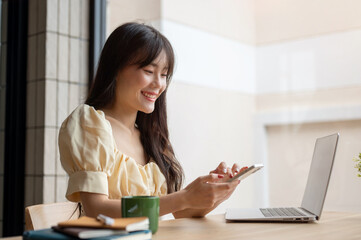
left=23, top=216, right=151, bottom=239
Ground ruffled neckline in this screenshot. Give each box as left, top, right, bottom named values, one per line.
left=86, top=104, right=153, bottom=168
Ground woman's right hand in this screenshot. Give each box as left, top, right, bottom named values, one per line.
left=182, top=174, right=240, bottom=209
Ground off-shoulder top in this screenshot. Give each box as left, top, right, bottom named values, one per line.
left=58, top=104, right=167, bottom=202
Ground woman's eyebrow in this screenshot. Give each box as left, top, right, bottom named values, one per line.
left=150, top=62, right=168, bottom=71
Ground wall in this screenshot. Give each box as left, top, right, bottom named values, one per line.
left=103, top=0, right=361, bottom=215
left=167, top=83, right=256, bottom=210
left=106, top=0, right=161, bottom=38
left=267, top=121, right=361, bottom=212
left=161, top=11, right=258, bottom=211
left=254, top=0, right=361, bottom=211
left=107, top=0, right=259, bottom=215
left=25, top=0, right=89, bottom=208
left=255, top=0, right=361, bottom=45
left=162, top=0, right=256, bottom=44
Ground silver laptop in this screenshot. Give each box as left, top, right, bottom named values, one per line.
left=225, top=133, right=339, bottom=222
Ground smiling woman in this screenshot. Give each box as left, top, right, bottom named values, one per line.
left=112, top=52, right=168, bottom=114
left=84, top=22, right=180, bottom=192
left=58, top=22, right=244, bottom=219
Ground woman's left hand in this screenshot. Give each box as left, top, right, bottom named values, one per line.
left=209, top=162, right=247, bottom=180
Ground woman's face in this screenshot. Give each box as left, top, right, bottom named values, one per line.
left=115, top=51, right=168, bottom=114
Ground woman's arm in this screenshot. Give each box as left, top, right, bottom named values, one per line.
left=172, top=178, right=238, bottom=218
left=159, top=190, right=189, bottom=215
left=80, top=192, right=123, bottom=218
left=80, top=190, right=189, bottom=218
left=173, top=208, right=213, bottom=218
left=172, top=163, right=246, bottom=218
left=79, top=191, right=215, bottom=219
left=80, top=174, right=240, bottom=218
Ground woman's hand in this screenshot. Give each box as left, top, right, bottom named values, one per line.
left=210, top=162, right=248, bottom=181
left=182, top=174, right=240, bottom=209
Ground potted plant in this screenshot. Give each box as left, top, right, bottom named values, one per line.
left=354, top=153, right=361, bottom=177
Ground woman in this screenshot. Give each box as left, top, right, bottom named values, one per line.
left=59, top=22, right=245, bottom=218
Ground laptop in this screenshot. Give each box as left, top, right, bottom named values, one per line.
left=225, top=133, right=339, bottom=222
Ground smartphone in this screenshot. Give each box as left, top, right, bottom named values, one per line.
left=227, top=164, right=264, bottom=182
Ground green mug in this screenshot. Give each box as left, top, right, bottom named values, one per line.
left=121, top=196, right=160, bottom=234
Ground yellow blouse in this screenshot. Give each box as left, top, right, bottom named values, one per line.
left=58, top=104, right=168, bottom=202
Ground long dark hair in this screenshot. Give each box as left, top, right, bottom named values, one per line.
left=85, top=22, right=184, bottom=193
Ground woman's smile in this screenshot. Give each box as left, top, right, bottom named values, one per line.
left=112, top=50, right=168, bottom=114
left=141, top=91, right=158, bottom=102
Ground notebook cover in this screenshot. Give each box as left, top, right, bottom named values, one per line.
left=23, top=228, right=76, bottom=240
left=52, top=226, right=127, bottom=239
left=57, top=216, right=148, bottom=230
left=23, top=228, right=152, bottom=240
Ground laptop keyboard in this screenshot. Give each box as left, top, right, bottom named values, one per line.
left=260, top=208, right=307, bottom=217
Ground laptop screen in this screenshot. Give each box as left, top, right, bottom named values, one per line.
left=301, top=133, right=339, bottom=219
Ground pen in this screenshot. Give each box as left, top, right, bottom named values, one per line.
left=96, top=214, right=114, bottom=226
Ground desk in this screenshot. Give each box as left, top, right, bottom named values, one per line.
left=2, top=211, right=360, bottom=239
left=154, top=211, right=361, bottom=240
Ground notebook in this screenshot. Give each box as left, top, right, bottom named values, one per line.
left=23, top=228, right=152, bottom=240
left=58, top=216, right=149, bottom=231
left=225, top=133, right=339, bottom=222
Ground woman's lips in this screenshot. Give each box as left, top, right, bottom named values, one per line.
left=141, top=91, right=157, bottom=102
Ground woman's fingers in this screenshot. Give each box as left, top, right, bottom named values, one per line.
left=226, top=167, right=234, bottom=178
left=210, top=162, right=248, bottom=179
left=233, top=165, right=248, bottom=177
left=214, top=162, right=227, bottom=174
left=209, top=162, right=250, bottom=181
left=239, top=166, right=248, bottom=174
left=215, top=183, right=238, bottom=205
left=207, top=178, right=240, bottom=190
left=232, top=163, right=241, bottom=175
left=199, top=173, right=225, bottom=183
left=185, top=174, right=241, bottom=209
left=209, top=162, right=228, bottom=175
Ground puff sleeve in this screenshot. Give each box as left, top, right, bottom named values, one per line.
left=58, top=104, right=115, bottom=202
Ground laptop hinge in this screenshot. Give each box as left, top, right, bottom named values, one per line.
left=300, top=207, right=318, bottom=220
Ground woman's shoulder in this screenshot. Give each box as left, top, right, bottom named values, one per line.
left=68, top=103, right=104, bottom=119
left=60, top=104, right=112, bottom=133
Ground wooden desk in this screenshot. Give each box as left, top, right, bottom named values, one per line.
left=2, top=211, right=360, bottom=239
left=154, top=211, right=361, bottom=240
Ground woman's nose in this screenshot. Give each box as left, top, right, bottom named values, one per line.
left=152, top=74, right=164, bottom=88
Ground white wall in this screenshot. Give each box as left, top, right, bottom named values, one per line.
left=162, top=0, right=256, bottom=44
left=167, top=82, right=258, bottom=213
left=106, top=0, right=161, bottom=38
left=256, top=29, right=361, bottom=94
left=107, top=0, right=361, bottom=214
left=159, top=8, right=259, bottom=212
left=162, top=20, right=256, bottom=94
left=255, top=0, right=361, bottom=44
left=107, top=0, right=260, bottom=214
left=254, top=0, right=361, bottom=213
left=267, top=121, right=361, bottom=212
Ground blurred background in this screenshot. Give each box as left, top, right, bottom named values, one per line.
left=1, top=0, right=361, bottom=237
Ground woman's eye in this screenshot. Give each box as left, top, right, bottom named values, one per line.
left=161, top=74, right=168, bottom=78
left=144, top=69, right=153, bottom=74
